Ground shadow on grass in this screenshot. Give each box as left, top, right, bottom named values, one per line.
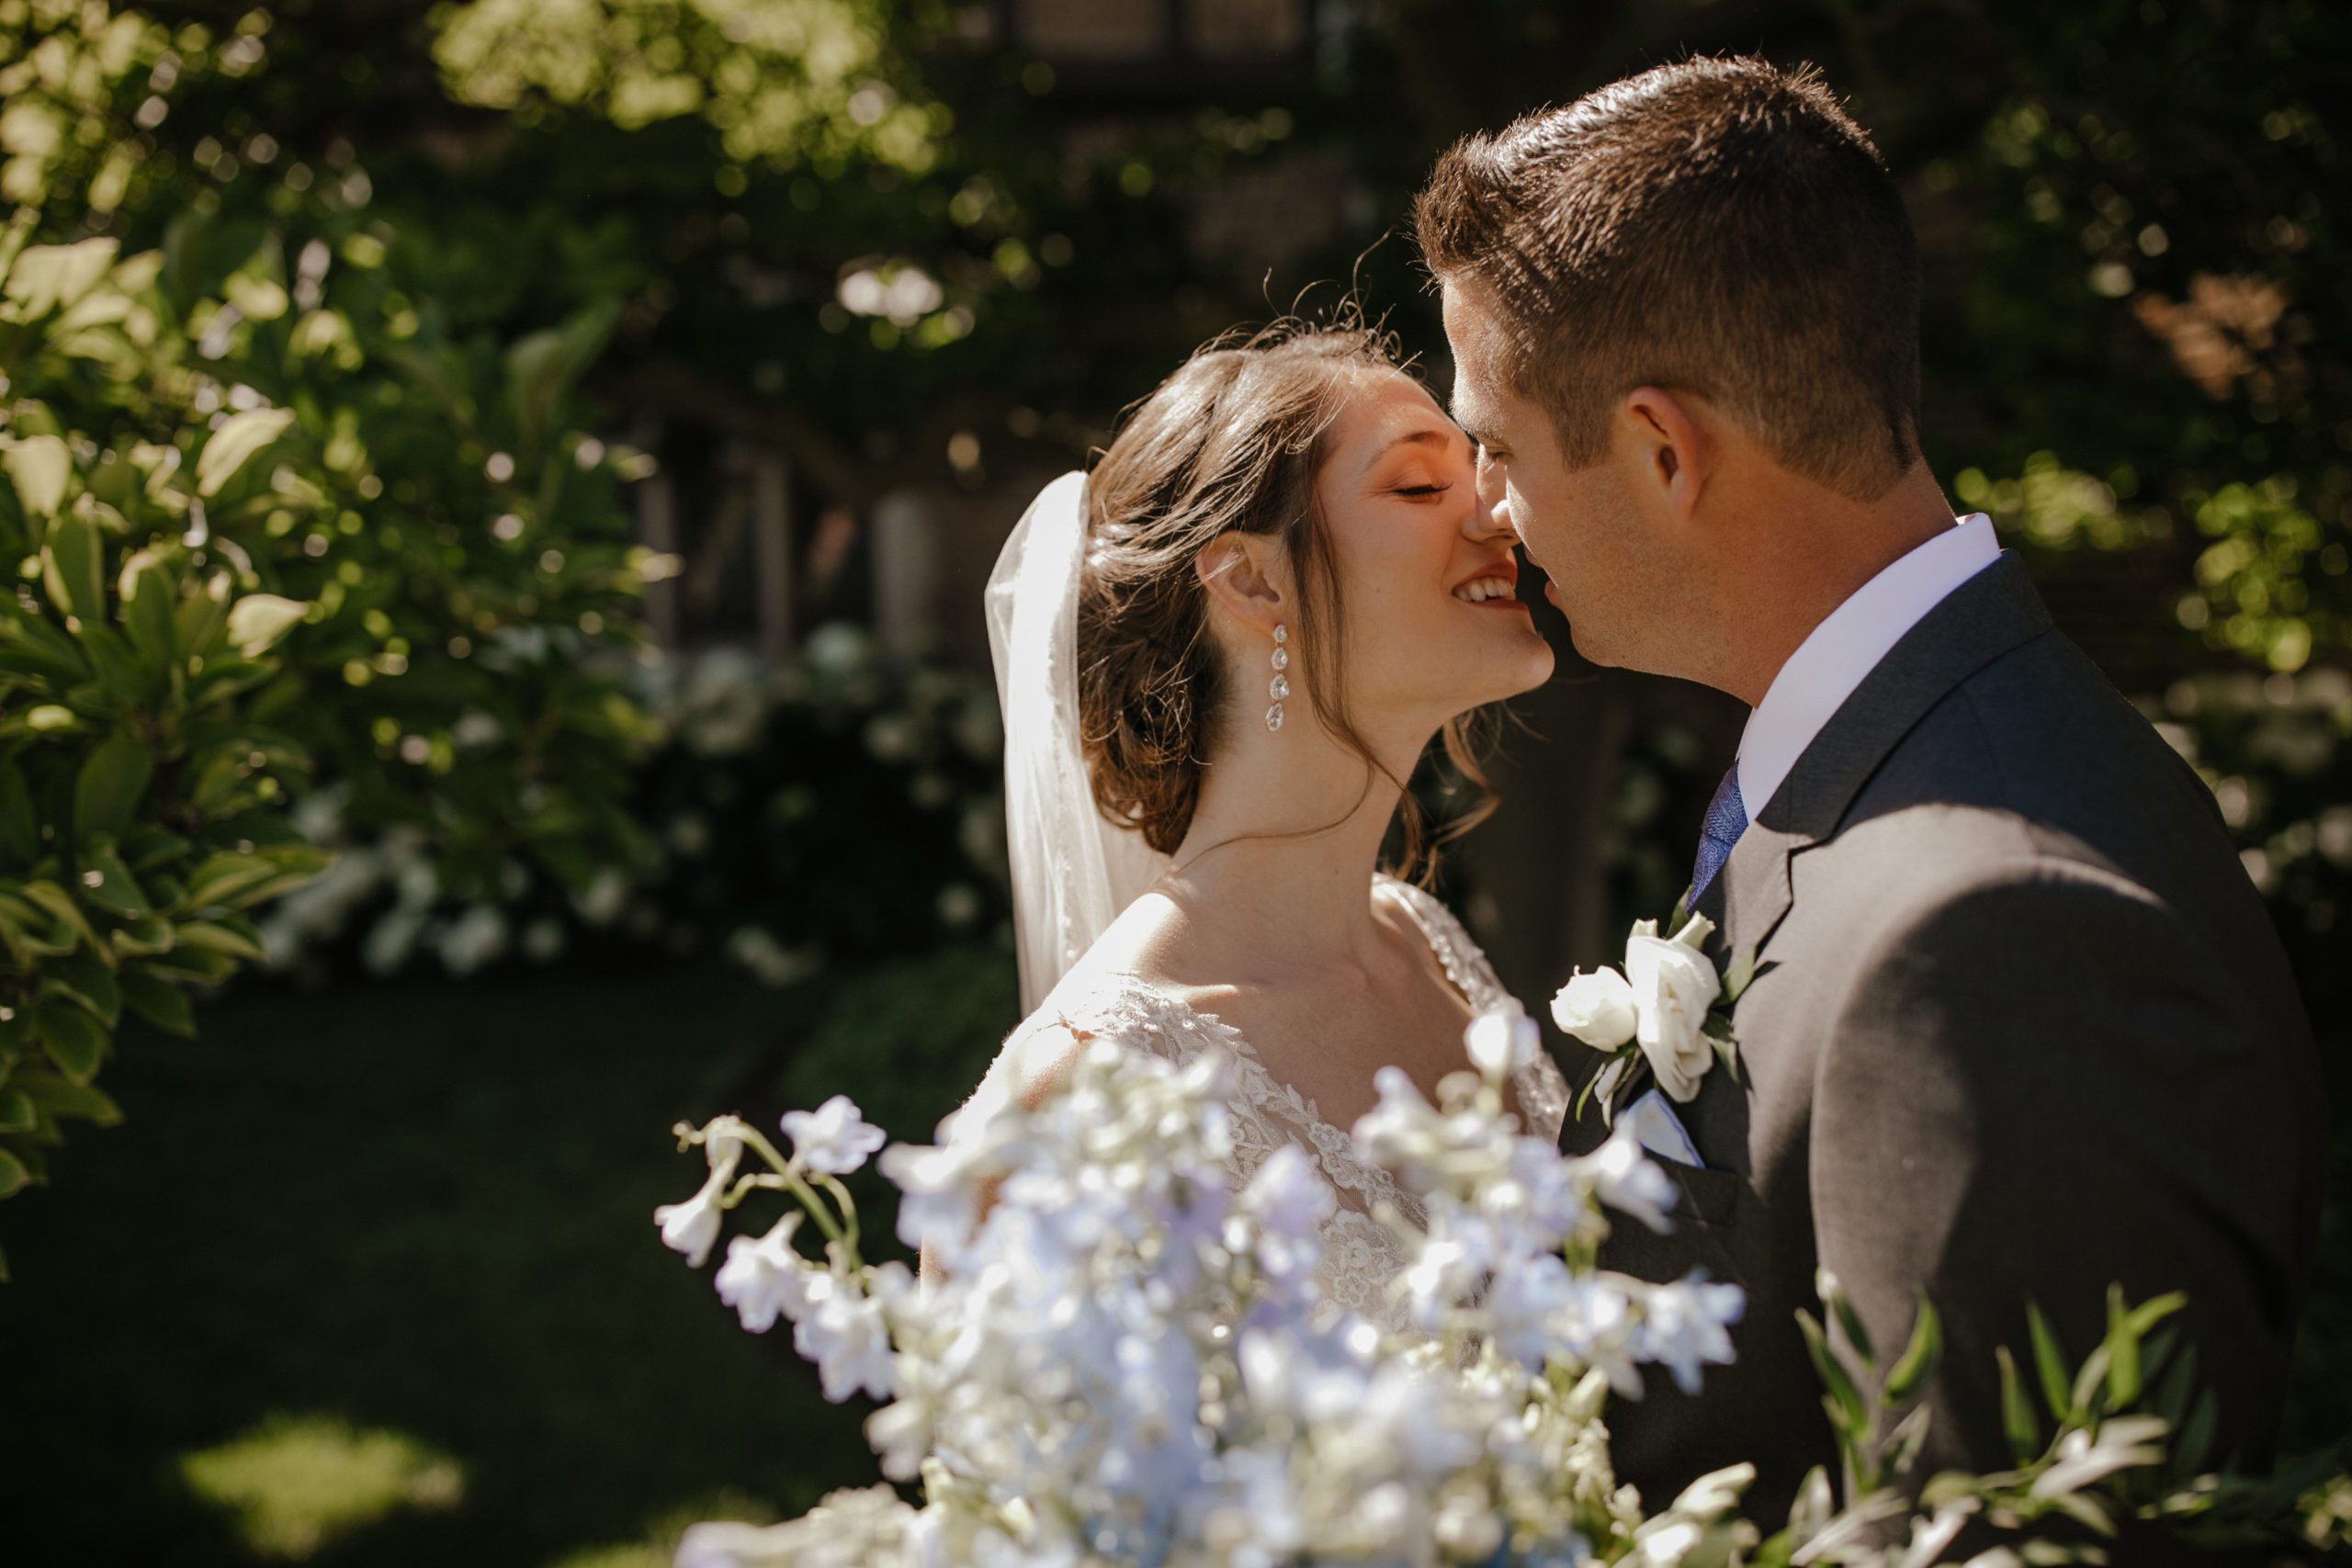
left=0, top=951, right=994, bottom=1567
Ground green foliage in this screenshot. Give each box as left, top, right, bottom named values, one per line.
left=1767, top=1275, right=2352, bottom=1564
left=433, top=0, right=944, bottom=174
left=0, top=12, right=665, bottom=1242
left=1905, top=0, right=2348, bottom=682
left=2143, top=668, right=2352, bottom=1006
left=0, top=229, right=334, bottom=1257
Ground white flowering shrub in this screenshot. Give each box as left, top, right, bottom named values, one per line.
left=255, top=633, right=1007, bottom=988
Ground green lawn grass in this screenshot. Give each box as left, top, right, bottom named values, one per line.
left=0, top=953, right=957, bottom=1567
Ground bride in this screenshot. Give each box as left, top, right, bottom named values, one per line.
left=928, top=320, right=1567, bottom=1327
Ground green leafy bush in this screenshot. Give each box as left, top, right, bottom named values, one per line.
left=0, top=155, right=662, bottom=1257
left=0, top=229, right=332, bottom=1269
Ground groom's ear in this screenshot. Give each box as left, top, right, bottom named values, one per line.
left=1196, top=533, right=1288, bottom=634
left=1622, top=387, right=1714, bottom=525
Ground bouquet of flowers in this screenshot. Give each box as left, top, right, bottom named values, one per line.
left=652, top=1009, right=1756, bottom=1567
left=656, top=1003, right=2352, bottom=1565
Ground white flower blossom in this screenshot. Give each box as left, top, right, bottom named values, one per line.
left=794, top=1258, right=899, bottom=1403
left=676, top=1485, right=926, bottom=1568
left=1577, top=1127, right=1678, bottom=1235
left=654, top=1120, right=746, bottom=1268
left=1625, top=917, right=1723, bottom=1102
left=1552, top=966, right=1639, bottom=1049
left=1465, top=1004, right=1540, bottom=1078
left=653, top=1173, right=728, bottom=1268
left=780, top=1094, right=888, bottom=1175
left=713, top=1213, right=814, bottom=1333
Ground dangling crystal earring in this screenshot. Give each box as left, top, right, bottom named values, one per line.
left=1265, top=623, right=1291, bottom=732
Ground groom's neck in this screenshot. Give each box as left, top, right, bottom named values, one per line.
left=1706, top=459, right=1956, bottom=707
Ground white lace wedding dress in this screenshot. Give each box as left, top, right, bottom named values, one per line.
left=964, top=872, right=1570, bottom=1331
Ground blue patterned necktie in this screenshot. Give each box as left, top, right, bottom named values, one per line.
left=1690, top=764, right=1748, bottom=901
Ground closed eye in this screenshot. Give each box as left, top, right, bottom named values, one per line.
left=1395, top=484, right=1452, bottom=498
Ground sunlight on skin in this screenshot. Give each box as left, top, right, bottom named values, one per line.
left=178, top=1415, right=463, bottom=1560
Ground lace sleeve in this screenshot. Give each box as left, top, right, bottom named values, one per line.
left=1373, top=874, right=1510, bottom=1011
left=1372, top=874, right=1570, bottom=1143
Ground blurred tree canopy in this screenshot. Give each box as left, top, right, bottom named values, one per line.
left=8, top=0, right=2330, bottom=669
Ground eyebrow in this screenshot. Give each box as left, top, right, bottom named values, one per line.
left=1362, top=425, right=1475, bottom=478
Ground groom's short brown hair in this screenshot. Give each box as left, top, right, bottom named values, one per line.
left=1415, top=56, right=1921, bottom=499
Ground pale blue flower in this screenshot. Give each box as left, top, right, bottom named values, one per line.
left=1577, top=1126, right=1677, bottom=1234
left=1636, top=1270, right=1746, bottom=1395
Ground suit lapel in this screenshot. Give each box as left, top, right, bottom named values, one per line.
left=1713, top=818, right=1796, bottom=964
left=1572, top=554, right=2058, bottom=1164
left=1707, top=550, right=2056, bottom=971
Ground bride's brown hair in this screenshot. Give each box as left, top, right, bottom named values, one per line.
left=1076, top=317, right=1499, bottom=880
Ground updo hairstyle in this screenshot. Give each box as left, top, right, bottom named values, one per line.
left=1075, top=319, right=1497, bottom=876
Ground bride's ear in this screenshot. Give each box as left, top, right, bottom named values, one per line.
left=1195, top=533, right=1287, bottom=636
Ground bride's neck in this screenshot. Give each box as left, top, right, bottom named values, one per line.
left=1159, top=713, right=1426, bottom=972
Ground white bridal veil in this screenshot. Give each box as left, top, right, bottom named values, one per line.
left=983, top=471, right=1171, bottom=1015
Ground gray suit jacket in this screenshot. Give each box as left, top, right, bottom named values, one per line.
left=1560, top=553, right=2326, bottom=1533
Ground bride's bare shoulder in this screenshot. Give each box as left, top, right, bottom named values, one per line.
left=988, top=890, right=1237, bottom=1113
left=1064, top=886, right=1193, bottom=980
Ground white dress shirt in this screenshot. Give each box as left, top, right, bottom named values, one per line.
left=1623, top=514, right=1999, bottom=1170
left=1735, top=513, right=2002, bottom=818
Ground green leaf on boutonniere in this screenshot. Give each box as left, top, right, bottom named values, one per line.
left=1592, top=1055, right=1626, bottom=1126
left=1701, top=1012, right=1742, bottom=1081
left=1724, top=943, right=1758, bottom=1002
left=1576, top=1051, right=1645, bottom=1126
left=1668, top=888, right=1691, bottom=932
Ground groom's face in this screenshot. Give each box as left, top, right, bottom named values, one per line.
left=1440, top=280, right=1657, bottom=671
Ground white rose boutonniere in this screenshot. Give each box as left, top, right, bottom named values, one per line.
left=1553, top=909, right=1757, bottom=1122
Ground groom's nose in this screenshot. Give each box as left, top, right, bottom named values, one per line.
left=1472, top=452, right=1513, bottom=536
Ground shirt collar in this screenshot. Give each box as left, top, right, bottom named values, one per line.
left=1736, top=513, right=2001, bottom=818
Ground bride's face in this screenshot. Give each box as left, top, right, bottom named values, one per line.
left=1309, top=371, right=1555, bottom=727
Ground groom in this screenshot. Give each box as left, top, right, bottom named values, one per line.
left=1417, top=57, right=2325, bottom=1532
